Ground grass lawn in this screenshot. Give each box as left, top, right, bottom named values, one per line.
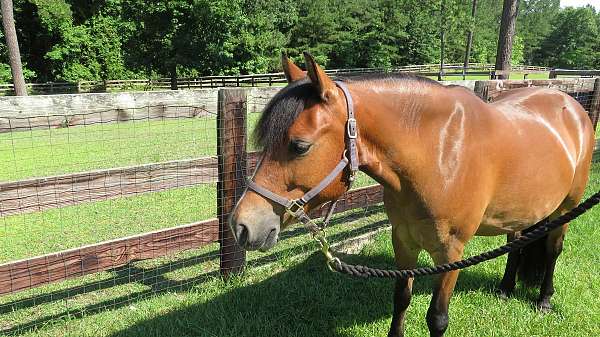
left=0, top=113, right=268, bottom=182
left=1, top=162, right=598, bottom=336
left=0, top=117, right=217, bottom=182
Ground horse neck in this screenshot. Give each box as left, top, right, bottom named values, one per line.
left=350, top=81, right=449, bottom=190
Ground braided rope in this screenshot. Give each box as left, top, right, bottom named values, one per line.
left=331, top=190, right=600, bottom=278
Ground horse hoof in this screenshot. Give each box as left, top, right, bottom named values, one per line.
left=496, top=288, right=512, bottom=300
left=536, top=300, right=553, bottom=313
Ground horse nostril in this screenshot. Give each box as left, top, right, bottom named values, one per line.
left=235, top=224, right=248, bottom=247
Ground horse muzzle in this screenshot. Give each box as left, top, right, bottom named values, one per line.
left=229, top=210, right=280, bottom=251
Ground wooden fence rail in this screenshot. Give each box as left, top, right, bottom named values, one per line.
left=0, top=156, right=219, bottom=216
left=549, top=69, right=600, bottom=78
left=0, top=63, right=552, bottom=95
left=0, top=151, right=270, bottom=217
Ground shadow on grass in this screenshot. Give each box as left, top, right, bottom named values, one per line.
left=2, top=205, right=549, bottom=336
left=1, top=210, right=389, bottom=335
left=106, top=252, right=507, bottom=337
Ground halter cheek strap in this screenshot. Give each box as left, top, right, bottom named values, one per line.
left=246, top=81, right=359, bottom=233
left=336, top=81, right=359, bottom=176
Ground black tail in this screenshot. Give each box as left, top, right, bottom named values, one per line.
left=517, top=222, right=548, bottom=286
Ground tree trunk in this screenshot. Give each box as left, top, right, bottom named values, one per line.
left=463, top=0, right=478, bottom=78
left=170, top=64, right=178, bottom=90
left=495, top=0, right=519, bottom=80
left=438, top=0, right=446, bottom=81
left=0, top=0, right=27, bottom=96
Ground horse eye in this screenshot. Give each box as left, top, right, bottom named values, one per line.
left=290, top=140, right=312, bottom=156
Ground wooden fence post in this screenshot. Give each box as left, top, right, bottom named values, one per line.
left=474, top=80, right=490, bottom=102
left=590, top=77, right=600, bottom=133
left=217, top=88, right=247, bottom=277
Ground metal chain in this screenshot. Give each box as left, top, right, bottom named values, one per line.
left=318, top=190, right=600, bottom=279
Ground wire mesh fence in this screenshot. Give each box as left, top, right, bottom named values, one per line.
left=0, top=102, right=222, bottom=334
left=0, top=77, right=598, bottom=335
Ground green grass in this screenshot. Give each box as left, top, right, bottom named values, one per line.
left=0, top=118, right=216, bottom=182
left=0, top=184, right=216, bottom=263
left=1, top=163, right=598, bottom=336
left=0, top=114, right=264, bottom=182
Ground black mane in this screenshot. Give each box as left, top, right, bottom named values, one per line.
left=254, top=73, right=439, bottom=152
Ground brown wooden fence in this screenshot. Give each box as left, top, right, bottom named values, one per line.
left=0, top=63, right=551, bottom=95
left=0, top=77, right=598, bottom=297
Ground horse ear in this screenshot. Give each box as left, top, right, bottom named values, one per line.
left=303, top=52, right=337, bottom=102
left=281, top=53, right=306, bottom=83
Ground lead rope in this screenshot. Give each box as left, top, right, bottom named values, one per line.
left=316, top=190, right=600, bottom=278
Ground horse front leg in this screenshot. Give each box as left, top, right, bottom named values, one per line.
left=426, top=242, right=466, bottom=337
left=388, top=235, right=420, bottom=337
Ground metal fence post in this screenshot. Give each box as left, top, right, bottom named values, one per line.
left=217, top=88, right=247, bottom=277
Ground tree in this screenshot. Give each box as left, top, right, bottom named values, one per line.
left=463, top=0, right=478, bottom=70
left=0, top=0, right=27, bottom=95
left=495, top=0, right=520, bottom=79
left=535, top=6, right=600, bottom=69
left=517, top=0, right=560, bottom=64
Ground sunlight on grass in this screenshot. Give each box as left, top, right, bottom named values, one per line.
left=0, top=118, right=217, bottom=182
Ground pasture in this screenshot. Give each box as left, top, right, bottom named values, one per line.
left=1, top=163, right=598, bottom=337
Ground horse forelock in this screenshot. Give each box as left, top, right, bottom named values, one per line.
left=254, top=78, right=318, bottom=153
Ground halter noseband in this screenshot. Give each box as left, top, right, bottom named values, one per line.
left=245, top=81, right=359, bottom=235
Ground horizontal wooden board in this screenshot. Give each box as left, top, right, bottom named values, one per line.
left=0, top=105, right=214, bottom=133
left=0, top=151, right=263, bottom=216
left=483, top=79, right=595, bottom=101
left=0, top=156, right=218, bottom=216
left=0, top=218, right=219, bottom=295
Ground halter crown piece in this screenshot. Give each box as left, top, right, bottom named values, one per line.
left=245, top=81, right=359, bottom=268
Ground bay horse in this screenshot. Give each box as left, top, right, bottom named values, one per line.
left=230, top=52, right=594, bottom=337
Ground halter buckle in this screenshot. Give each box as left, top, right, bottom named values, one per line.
left=347, top=118, right=357, bottom=139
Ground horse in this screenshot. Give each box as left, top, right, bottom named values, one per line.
left=229, top=52, right=594, bottom=337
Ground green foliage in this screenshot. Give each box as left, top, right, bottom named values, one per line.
left=535, top=6, right=600, bottom=69
left=518, top=0, right=560, bottom=63
left=30, top=0, right=72, bottom=32
left=0, top=0, right=597, bottom=83
left=511, top=35, right=525, bottom=65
